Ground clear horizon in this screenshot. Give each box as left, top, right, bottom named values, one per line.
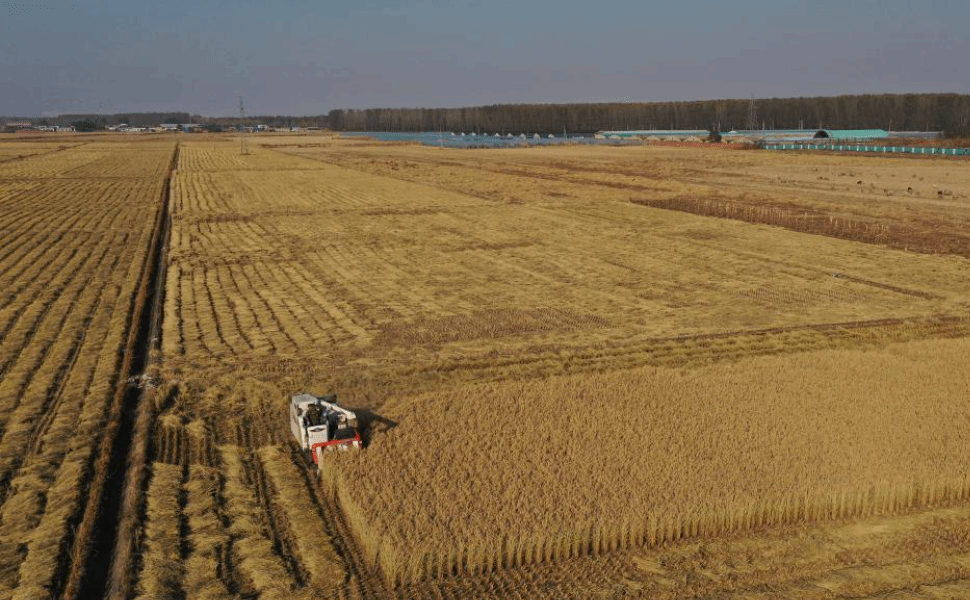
left=3, top=0, right=969, bottom=117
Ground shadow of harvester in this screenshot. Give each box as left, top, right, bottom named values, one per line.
left=349, top=408, right=397, bottom=447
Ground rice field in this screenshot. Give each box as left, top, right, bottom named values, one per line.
left=325, top=338, right=970, bottom=583
left=3, top=132, right=970, bottom=598
left=0, top=138, right=174, bottom=599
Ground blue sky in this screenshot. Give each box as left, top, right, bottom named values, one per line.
left=2, top=0, right=968, bottom=116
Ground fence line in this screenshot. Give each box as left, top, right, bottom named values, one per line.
left=767, top=143, right=970, bottom=156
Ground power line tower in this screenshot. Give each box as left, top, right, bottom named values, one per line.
left=239, top=96, right=249, bottom=155
left=746, top=95, right=758, bottom=131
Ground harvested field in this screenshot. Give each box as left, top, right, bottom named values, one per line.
left=0, top=138, right=175, bottom=599
left=4, top=133, right=970, bottom=598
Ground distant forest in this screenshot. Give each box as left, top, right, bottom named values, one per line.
left=15, top=93, right=970, bottom=136
left=324, top=94, right=970, bottom=135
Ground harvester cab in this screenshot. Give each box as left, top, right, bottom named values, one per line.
left=289, top=393, right=362, bottom=466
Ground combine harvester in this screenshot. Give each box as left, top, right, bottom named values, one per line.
left=289, top=393, right=362, bottom=468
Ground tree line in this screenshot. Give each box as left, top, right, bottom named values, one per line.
left=323, top=94, right=970, bottom=136
left=11, top=93, right=970, bottom=136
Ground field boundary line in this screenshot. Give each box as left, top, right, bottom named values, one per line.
left=0, top=142, right=89, bottom=166
left=102, top=141, right=179, bottom=600
left=632, top=196, right=970, bottom=260
left=59, top=141, right=177, bottom=600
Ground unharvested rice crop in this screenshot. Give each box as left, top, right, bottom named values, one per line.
left=326, top=337, right=970, bottom=583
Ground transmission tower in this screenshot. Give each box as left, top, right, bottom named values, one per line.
left=239, top=96, right=249, bottom=155
left=746, top=95, right=758, bottom=131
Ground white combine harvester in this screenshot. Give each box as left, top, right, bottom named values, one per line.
left=289, top=393, right=361, bottom=467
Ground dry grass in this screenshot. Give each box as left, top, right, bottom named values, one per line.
left=7, top=455, right=89, bottom=600
left=182, top=465, right=234, bottom=600
left=392, top=500, right=970, bottom=599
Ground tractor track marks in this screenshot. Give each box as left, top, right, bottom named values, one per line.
left=236, top=421, right=311, bottom=590
left=0, top=143, right=88, bottom=166
left=831, top=273, right=942, bottom=300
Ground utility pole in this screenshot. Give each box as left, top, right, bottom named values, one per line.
left=239, top=96, right=249, bottom=155
left=746, top=95, right=758, bottom=131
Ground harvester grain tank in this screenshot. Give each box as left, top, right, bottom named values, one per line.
left=290, top=393, right=361, bottom=467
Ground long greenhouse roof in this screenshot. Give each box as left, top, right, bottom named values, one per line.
left=815, top=129, right=889, bottom=139
left=598, top=130, right=709, bottom=137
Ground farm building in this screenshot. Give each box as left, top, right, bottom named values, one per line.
left=720, top=129, right=890, bottom=143
left=722, top=129, right=816, bottom=142
left=813, top=129, right=889, bottom=141
left=597, top=129, right=709, bottom=139
left=3, top=121, right=32, bottom=132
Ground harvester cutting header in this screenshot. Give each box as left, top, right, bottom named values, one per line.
left=290, top=393, right=361, bottom=467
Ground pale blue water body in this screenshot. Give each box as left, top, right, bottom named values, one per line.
left=341, top=131, right=623, bottom=148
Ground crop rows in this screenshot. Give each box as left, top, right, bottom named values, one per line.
left=132, top=385, right=349, bottom=599
left=0, top=141, right=175, bottom=598
left=165, top=143, right=970, bottom=372
left=152, top=139, right=970, bottom=596
left=160, top=142, right=970, bottom=434
left=177, top=143, right=321, bottom=173
left=62, top=143, right=175, bottom=179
